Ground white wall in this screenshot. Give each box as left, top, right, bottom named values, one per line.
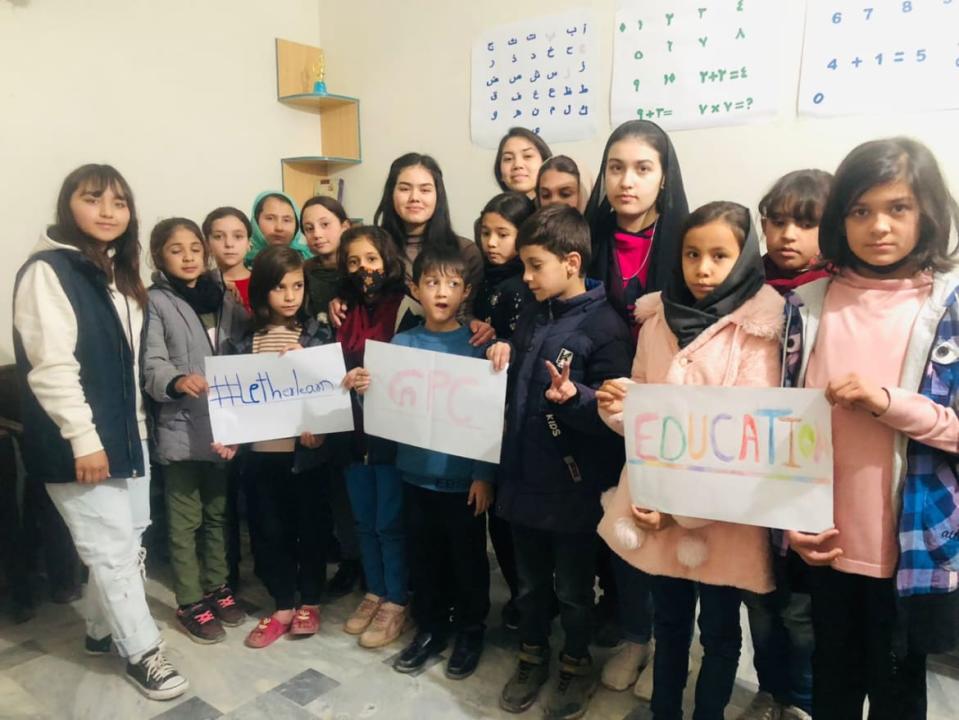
left=0, top=0, right=323, bottom=361
left=318, top=0, right=959, bottom=241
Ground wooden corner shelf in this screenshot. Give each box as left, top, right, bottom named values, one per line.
left=275, top=39, right=362, bottom=207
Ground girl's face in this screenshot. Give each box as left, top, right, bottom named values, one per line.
left=161, top=228, right=206, bottom=286
left=761, top=212, right=821, bottom=273
left=480, top=212, right=519, bottom=265
left=500, top=137, right=544, bottom=195
left=268, top=268, right=305, bottom=322
left=258, top=197, right=296, bottom=246
left=302, top=204, right=348, bottom=258
left=69, top=181, right=131, bottom=244
left=207, top=216, right=250, bottom=271
left=538, top=169, right=580, bottom=209
left=393, top=165, right=436, bottom=234
left=681, top=220, right=742, bottom=301
left=345, top=237, right=385, bottom=275
left=605, top=138, right=664, bottom=232
left=844, top=180, right=920, bottom=275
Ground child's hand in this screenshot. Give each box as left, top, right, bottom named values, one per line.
left=211, top=442, right=238, bottom=460
left=175, top=373, right=209, bottom=398
left=277, top=343, right=304, bottom=357
left=468, top=319, right=496, bottom=347
left=630, top=506, right=674, bottom=532
left=487, top=342, right=511, bottom=372
left=825, top=374, right=890, bottom=415
left=329, top=297, right=348, bottom=328
left=75, top=449, right=110, bottom=484
left=343, top=367, right=371, bottom=394
left=224, top=280, right=243, bottom=305
left=544, top=360, right=577, bottom=404
left=468, top=480, right=494, bottom=516
left=299, top=432, right=325, bottom=449
left=596, top=379, right=628, bottom=415
left=787, top=528, right=843, bottom=566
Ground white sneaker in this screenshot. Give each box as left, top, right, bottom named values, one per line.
left=736, top=691, right=783, bottom=720
left=781, top=706, right=812, bottom=720
left=600, top=640, right=651, bottom=691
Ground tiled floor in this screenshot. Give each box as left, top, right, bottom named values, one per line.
left=2, top=552, right=958, bottom=720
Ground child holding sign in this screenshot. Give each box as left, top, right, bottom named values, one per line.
left=783, top=138, right=959, bottom=719
left=596, top=202, right=783, bottom=720
left=488, top=205, right=632, bottom=719
left=143, top=218, right=247, bottom=644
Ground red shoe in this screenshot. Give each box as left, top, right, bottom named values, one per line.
left=244, top=616, right=291, bottom=648
left=290, top=606, right=321, bottom=636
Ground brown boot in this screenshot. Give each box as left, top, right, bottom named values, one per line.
left=358, top=602, right=408, bottom=648
left=344, top=593, right=383, bottom=635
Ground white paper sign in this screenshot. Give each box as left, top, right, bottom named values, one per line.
left=205, top=344, right=353, bottom=444
left=362, top=340, right=507, bottom=463
left=798, top=0, right=959, bottom=117
left=470, top=8, right=600, bottom=148
left=624, top=384, right=833, bottom=532
left=610, top=0, right=782, bottom=131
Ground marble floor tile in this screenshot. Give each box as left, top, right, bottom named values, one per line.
left=152, top=696, right=224, bottom=720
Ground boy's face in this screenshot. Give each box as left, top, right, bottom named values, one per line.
left=413, top=268, right=468, bottom=329
left=762, top=211, right=821, bottom=272
left=520, top=244, right=581, bottom=302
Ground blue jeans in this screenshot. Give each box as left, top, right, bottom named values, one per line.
left=614, top=553, right=653, bottom=643
left=345, top=463, right=407, bottom=605
left=651, top=575, right=742, bottom=720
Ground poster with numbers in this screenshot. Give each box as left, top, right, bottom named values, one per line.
left=470, top=8, right=600, bottom=148
left=610, top=0, right=783, bottom=131
left=799, top=0, right=959, bottom=117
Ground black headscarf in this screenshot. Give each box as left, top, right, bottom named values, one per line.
left=662, top=204, right=765, bottom=348
left=585, top=120, right=689, bottom=318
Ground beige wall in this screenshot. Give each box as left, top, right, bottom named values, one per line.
left=319, top=0, right=958, bottom=241
left=0, top=0, right=323, bottom=360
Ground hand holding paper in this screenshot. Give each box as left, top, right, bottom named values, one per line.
left=596, top=378, right=628, bottom=415
left=787, top=528, right=844, bottom=567
left=487, top=342, right=511, bottom=372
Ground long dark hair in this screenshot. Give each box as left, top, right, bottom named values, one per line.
left=51, top=164, right=147, bottom=308
left=336, top=226, right=407, bottom=306
left=820, top=137, right=958, bottom=272
left=373, top=153, right=459, bottom=254
left=150, top=218, right=209, bottom=272
left=494, top=127, right=552, bottom=191
left=248, top=246, right=309, bottom=331
left=477, top=192, right=536, bottom=248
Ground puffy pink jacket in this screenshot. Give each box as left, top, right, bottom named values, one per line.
left=597, top=286, right=785, bottom=593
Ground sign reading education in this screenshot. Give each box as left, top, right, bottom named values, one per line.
left=362, top=341, right=507, bottom=464
left=624, top=384, right=833, bottom=532
left=205, top=344, right=353, bottom=445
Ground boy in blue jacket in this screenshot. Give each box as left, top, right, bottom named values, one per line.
left=353, top=246, right=496, bottom=680
left=487, top=205, right=632, bottom=720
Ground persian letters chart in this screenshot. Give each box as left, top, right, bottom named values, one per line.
left=610, top=1, right=783, bottom=131
left=799, top=1, right=959, bottom=117
left=470, top=8, right=600, bottom=148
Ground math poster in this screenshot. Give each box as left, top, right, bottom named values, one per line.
left=624, top=384, right=833, bottom=532
left=610, top=0, right=783, bottom=131
left=799, top=0, right=959, bottom=117
left=204, top=344, right=353, bottom=444
left=470, top=8, right=600, bottom=148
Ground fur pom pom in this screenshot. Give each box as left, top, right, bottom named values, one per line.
left=613, top=517, right=645, bottom=550
left=676, top=533, right=708, bottom=568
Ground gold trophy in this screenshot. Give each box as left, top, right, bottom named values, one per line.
left=311, top=51, right=328, bottom=95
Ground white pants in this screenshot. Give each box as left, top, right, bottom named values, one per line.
left=45, top=443, right=161, bottom=659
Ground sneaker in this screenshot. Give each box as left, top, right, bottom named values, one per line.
left=501, top=599, right=520, bottom=631
left=736, top=691, right=783, bottom=720
left=601, top=640, right=651, bottom=691
left=344, top=593, right=383, bottom=635
left=125, top=647, right=189, bottom=701
left=544, top=654, right=598, bottom=720
left=781, top=706, right=812, bottom=720
left=204, top=585, right=246, bottom=627
left=327, top=559, right=362, bottom=599
left=358, top=602, right=408, bottom=648
left=176, top=602, right=225, bottom=644
left=84, top=634, right=114, bottom=656
left=499, top=644, right=550, bottom=713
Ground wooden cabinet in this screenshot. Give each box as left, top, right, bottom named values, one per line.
left=275, top=38, right=361, bottom=207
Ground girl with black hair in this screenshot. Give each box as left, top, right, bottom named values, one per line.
left=494, top=127, right=552, bottom=197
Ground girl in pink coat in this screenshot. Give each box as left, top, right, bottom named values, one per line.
left=596, top=201, right=783, bottom=720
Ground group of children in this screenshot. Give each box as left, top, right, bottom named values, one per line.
left=11, top=120, right=959, bottom=720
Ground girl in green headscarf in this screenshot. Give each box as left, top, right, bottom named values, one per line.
left=245, top=190, right=312, bottom=264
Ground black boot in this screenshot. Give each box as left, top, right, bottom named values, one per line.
left=393, top=631, right=447, bottom=674
left=500, top=643, right=550, bottom=713
left=446, top=625, right=484, bottom=680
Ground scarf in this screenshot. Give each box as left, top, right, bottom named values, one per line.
left=762, top=254, right=830, bottom=295
left=244, top=189, right=311, bottom=264
left=166, top=272, right=223, bottom=316
left=337, top=290, right=405, bottom=369
left=663, top=213, right=765, bottom=348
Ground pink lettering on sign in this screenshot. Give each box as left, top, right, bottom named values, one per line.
left=387, top=369, right=480, bottom=428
